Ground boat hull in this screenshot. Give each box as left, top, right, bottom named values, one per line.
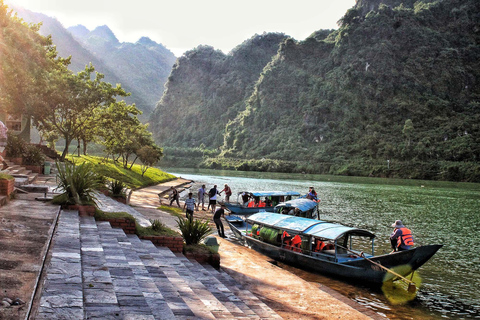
left=224, top=203, right=274, bottom=215
left=243, top=236, right=441, bottom=285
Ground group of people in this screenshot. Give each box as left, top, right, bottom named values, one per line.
left=168, top=183, right=414, bottom=250
left=166, top=184, right=231, bottom=238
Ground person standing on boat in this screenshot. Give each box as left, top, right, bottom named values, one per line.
left=183, top=192, right=195, bottom=220
left=219, top=183, right=232, bottom=202
left=213, top=204, right=226, bottom=238
left=207, top=185, right=219, bottom=213
left=197, top=184, right=206, bottom=211
left=241, top=192, right=250, bottom=206
left=390, top=220, right=414, bottom=252
left=307, top=187, right=318, bottom=201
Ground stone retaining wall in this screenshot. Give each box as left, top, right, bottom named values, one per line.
left=140, top=235, right=184, bottom=253
left=108, top=218, right=136, bottom=234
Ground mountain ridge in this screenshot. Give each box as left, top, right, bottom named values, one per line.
left=11, top=6, right=176, bottom=117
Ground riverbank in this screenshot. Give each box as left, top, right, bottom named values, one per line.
left=131, top=178, right=378, bottom=319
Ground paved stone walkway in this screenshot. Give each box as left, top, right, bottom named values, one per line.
left=36, top=210, right=281, bottom=319
left=95, top=192, right=152, bottom=228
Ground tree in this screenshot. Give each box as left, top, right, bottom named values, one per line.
left=402, top=119, right=414, bottom=147
left=30, top=64, right=128, bottom=160
left=0, top=1, right=56, bottom=115
left=96, top=101, right=155, bottom=168
left=137, top=145, right=163, bottom=176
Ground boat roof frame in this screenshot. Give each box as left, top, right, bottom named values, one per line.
left=237, top=191, right=301, bottom=197
left=246, top=212, right=375, bottom=241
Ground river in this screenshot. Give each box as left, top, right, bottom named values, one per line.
left=165, top=167, right=480, bottom=320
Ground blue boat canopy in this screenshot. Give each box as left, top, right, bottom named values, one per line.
left=237, top=191, right=301, bottom=197
left=246, top=212, right=375, bottom=241
left=274, top=198, right=318, bottom=213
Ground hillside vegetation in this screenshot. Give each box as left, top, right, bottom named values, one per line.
left=150, top=0, right=480, bottom=182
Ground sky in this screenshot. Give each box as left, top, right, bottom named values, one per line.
left=7, top=0, right=356, bottom=57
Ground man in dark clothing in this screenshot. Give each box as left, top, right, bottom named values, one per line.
left=169, top=187, right=180, bottom=207
left=213, top=204, right=226, bottom=238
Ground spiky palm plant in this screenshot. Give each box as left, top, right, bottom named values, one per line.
left=176, top=217, right=211, bottom=245
left=54, top=161, right=102, bottom=205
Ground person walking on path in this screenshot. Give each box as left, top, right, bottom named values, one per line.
left=197, top=184, right=206, bottom=211
left=183, top=192, right=195, bottom=220
left=0, top=121, right=8, bottom=170
left=219, top=184, right=232, bottom=203
left=169, top=187, right=180, bottom=207
left=207, top=185, right=219, bottom=213
left=213, top=204, right=226, bottom=238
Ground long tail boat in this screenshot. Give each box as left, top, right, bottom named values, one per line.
left=225, top=212, right=442, bottom=286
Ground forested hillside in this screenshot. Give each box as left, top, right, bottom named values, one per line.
left=150, top=33, right=288, bottom=147
left=12, top=6, right=176, bottom=116
left=151, top=0, right=480, bottom=181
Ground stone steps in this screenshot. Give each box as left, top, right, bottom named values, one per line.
left=36, top=210, right=282, bottom=319
left=2, top=160, right=38, bottom=186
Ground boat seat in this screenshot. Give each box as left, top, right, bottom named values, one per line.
left=323, top=249, right=336, bottom=255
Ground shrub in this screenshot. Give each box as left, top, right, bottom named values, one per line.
left=176, top=217, right=211, bottom=245
left=53, top=161, right=102, bottom=205
left=150, top=219, right=166, bottom=232
left=109, top=179, right=126, bottom=198
left=23, top=144, right=45, bottom=166
left=5, top=135, right=27, bottom=158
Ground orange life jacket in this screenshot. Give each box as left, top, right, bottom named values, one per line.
left=247, top=201, right=255, bottom=207
left=314, top=239, right=326, bottom=252
left=397, top=227, right=414, bottom=247
left=258, top=201, right=266, bottom=207
left=282, top=231, right=292, bottom=246
left=291, top=235, right=302, bottom=252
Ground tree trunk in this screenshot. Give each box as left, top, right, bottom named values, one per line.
left=129, top=156, right=138, bottom=170
left=77, top=139, right=81, bottom=156
left=83, top=139, right=88, bottom=155
left=60, top=137, right=72, bottom=161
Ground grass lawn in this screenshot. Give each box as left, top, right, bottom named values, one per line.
left=65, top=155, right=176, bottom=189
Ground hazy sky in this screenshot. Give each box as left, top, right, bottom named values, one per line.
left=7, top=0, right=356, bottom=56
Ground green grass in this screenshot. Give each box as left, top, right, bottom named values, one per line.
left=65, top=155, right=176, bottom=189
left=184, top=244, right=216, bottom=254
left=0, top=173, right=14, bottom=180
left=94, top=209, right=179, bottom=237
left=158, top=205, right=184, bottom=218
left=94, top=209, right=135, bottom=222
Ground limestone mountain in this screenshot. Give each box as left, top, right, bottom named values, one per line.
left=68, top=25, right=177, bottom=114
left=11, top=6, right=176, bottom=117
left=151, top=0, right=480, bottom=181
left=222, top=0, right=480, bottom=179
left=150, top=33, right=288, bottom=148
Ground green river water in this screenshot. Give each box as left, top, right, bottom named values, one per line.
left=165, top=167, right=480, bottom=319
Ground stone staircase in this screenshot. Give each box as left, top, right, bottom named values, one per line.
left=36, top=211, right=282, bottom=319
left=2, top=160, right=39, bottom=186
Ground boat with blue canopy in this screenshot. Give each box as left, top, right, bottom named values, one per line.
left=225, top=212, right=442, bottom=287
left=224, top=190, right=301, bottom=215
left=274, top=198, right=319, bottom=219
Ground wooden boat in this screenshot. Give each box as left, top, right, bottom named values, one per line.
left=274, top=198, right=320, bottom=220
left=225, top=212, right=442, bottom=286
left=224, top=191, right=301, bottom=215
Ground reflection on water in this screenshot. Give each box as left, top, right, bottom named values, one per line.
left=165, top=167, right=480, bottom=319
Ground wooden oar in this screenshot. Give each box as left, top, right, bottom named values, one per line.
left=336, top=244, right=417, bottom=292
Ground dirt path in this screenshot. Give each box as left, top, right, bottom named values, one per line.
left=131, top=179, right=376, bottom=319
left=0, top=193, right=60, bottom=320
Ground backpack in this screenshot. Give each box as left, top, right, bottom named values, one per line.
left=208, top=188, right=216, bottom=198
